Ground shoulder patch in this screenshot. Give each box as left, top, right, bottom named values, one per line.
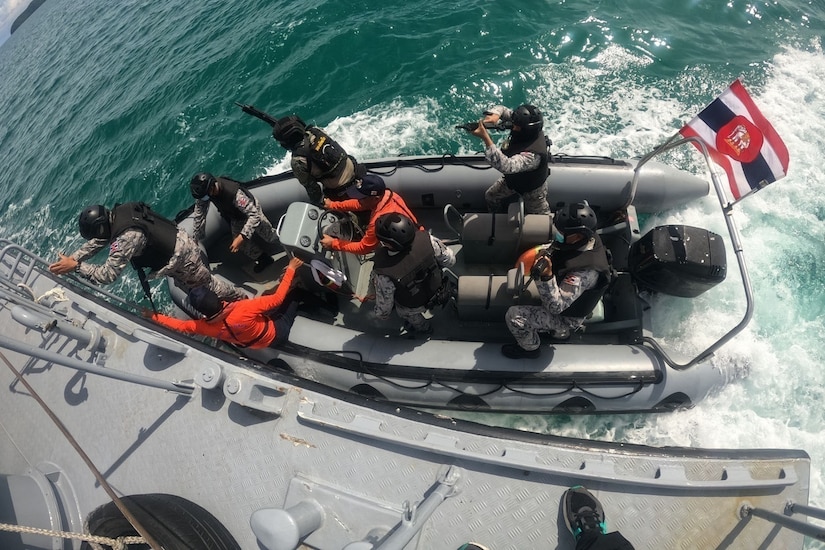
left=563, top=273, right=581, bottom=287
left=236, top=193, right=251, bottom=208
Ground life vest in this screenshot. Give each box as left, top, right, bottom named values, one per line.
left=502, top=133, right=550, bottom=193
left=212, top=177, right=256, bottom=223
left=371, top=190, right=421, bottom=228
left=109, top=202, right=178, bottom=272
left=294, top=126, right=349, bottom=181
left=551, top=234, right=612, bottom=318
left=372, top=231, right=442, bottom=309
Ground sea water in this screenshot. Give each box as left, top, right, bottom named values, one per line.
left=0, top=1, right=823, bottom=545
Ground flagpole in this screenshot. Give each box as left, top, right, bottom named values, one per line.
left=634, top=136, right=755, bottom=371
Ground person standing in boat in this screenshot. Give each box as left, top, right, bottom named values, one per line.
left=272, top=115, right=363, bottom=206
left=49, top=202, right=246, bottom=302
left=319, top=175, right=422, bottom=256
left=502, top=202, right=611, bottom=359
left=470, top=104, right=551, bottom=215
left=372, top=213, right=456, bottom=336
left=188, top=172, right=279, bottom=273
left=147, top=257, right=305, bottom=349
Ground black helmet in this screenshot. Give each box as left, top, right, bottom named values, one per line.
left=553, top=201, right=597, bottom=241
left=272, top=115, right=306, bottom=150
left=349, top=174, right=386, bottom=199
left=190, top=172, right=216, bottom=199
left=188, top=286, right=223, bottom=318
left=511, top=104, right=543, bottom=141
left=376, top=213, right=417, bottom=251
left=78, top=205, right=111, bottom=240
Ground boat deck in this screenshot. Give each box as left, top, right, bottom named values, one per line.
left=0, top=241, right=814, bottom=549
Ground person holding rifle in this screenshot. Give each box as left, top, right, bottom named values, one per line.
left=467, top=103, right=552, bottom=215
left=236, top=103, right=362, bottom=206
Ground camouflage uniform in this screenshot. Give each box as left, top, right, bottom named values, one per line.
left=505, top=262, right=600, bottom=351
left=372, top=234, right=455, bottom=331
left=191, top=189, right=277, bottom=261
left=71, top=229, right=246, bottom=302
left=292, top=142, right=357, bottom=205
left=483, top=105, right=550, bottom=215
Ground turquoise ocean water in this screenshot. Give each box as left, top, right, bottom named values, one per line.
left=1, top=0, right=824, bottom=542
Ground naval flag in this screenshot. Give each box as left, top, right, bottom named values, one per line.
left=679, top=79, right=789, bottom=202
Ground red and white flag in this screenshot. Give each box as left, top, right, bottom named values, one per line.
left=679, top=79, right=789, bottom=202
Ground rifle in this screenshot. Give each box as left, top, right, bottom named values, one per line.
left=455, top=120, right=514, bottom=132
left=133, top=264, right=157, bottom=313
left=235, top=102, right=278, bottom=128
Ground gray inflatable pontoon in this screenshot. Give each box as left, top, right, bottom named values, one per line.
left=169, top=144, right=753, bottom=414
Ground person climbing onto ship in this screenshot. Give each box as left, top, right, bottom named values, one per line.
left=49, top=202, right=246, bottom=303
left=189, top=172, right=279, bottom=273
left=318, top=174, right=423, bottom=256
left=372, top=212, right=456, bottom=336
left=147, top=256, right=306, bottom=349
left=469, top=103, right=551, bottom=215
left=272, top=115, right=363, bottom=206
left=501, top=201, right=611, bottom=359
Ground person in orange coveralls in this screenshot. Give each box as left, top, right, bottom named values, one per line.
left=148, top=257, right=304, bottom=349
left=318, top=174, right=422, bottom=256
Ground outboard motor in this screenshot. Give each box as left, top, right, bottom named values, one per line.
left=628, top=225, right=726, bottom=297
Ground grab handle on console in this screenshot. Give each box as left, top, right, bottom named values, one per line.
left=443, top=204, right=464, bottom=239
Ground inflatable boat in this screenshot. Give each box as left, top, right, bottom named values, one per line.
left=170, top=141, right=753, bottom=414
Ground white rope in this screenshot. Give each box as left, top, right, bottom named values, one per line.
left=35, top=286, right=69, bottom=304
left=0, top=522, right=146, bottom=549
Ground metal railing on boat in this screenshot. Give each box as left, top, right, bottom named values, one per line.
left=741, top=501, right=825, bottom=542
left=0, top=241, right=195, bottom=396
left=628, top=137, right=755, bottom=371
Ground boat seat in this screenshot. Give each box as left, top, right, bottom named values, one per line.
left=444, top=199, right=553, bottom=265
left=456, top=265, right=605, bottom=323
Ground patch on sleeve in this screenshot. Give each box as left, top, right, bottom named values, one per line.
left=236, top=193, right=251, bottom=208
left=109, top=240, right=121, bottom=254
left=563, top=273, right=581, bottom=287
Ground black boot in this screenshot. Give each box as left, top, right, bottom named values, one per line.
left=501, top=343, right=540, bottom=359
left=253, top=254, right=275, bottom=273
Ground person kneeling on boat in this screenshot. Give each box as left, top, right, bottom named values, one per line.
left=189, top=172, right=279, bottom=273
left=49, top=203, right=246, bottom=303
left=372, top=213, right=456, bottom=335
left=470, top=104, right=551, bottom=215
left=319, top=175, right=422, bottom=256
left=502, top=202, right=611, bottom=359
left=272, top=115, right=363, bottom=205
left=148, top=257, right=304, bottom=349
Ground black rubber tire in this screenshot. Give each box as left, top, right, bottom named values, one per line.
left=81, top=493, right=241, bottom=550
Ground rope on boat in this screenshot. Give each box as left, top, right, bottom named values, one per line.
left=0, top=522, right=145, bottom=549
left=0, top=350, right=164, bottom=550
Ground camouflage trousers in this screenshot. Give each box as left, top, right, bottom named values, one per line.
left=230, top=217, right=278, bottom=261
left=167, top=234, right=247, bottom=302
left=396, top=304, right=430, bottom=332
left=505, top=305, right=581, bottom=351
left=484, top=179, right=550, bottom=215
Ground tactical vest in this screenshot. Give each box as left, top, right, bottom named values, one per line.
left=372, top=231, right=441, bottom=309
left=109, top=202, right=178, bottom=272
left=295, top=127, right=348, bottom=180
left=551, top=234, right=612, bottom=318
left=213, top=177, right=256, bottom=223
left=502, top=133, right=549, bottom=193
